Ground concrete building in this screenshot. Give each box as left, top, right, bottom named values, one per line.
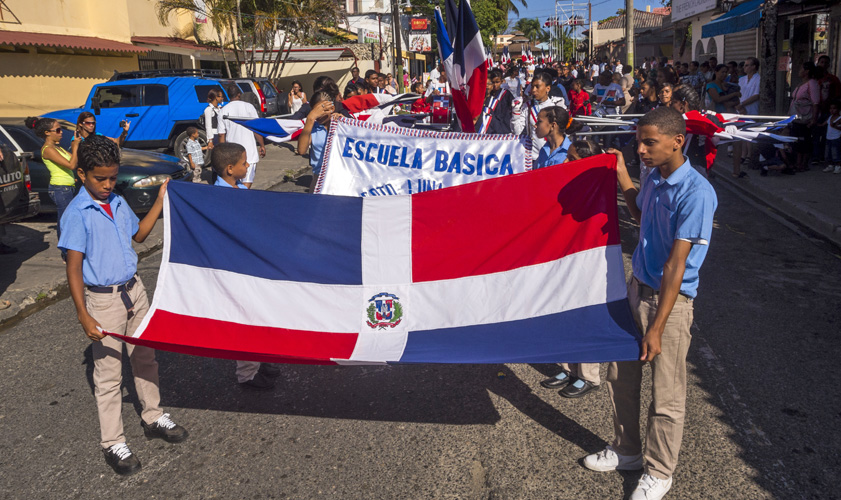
left=586, top=8, right=673, bottom=65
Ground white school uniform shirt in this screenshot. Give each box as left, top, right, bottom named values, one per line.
left=526, top=95, right=566, bottom=158
left=424, top=79, right=451, bottom=97
left=218, top=100, right=260, bottom=166
left=503, top=76, right=525, bottom=99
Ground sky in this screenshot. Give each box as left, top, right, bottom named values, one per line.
left=508, top=0, right=661, bottom=33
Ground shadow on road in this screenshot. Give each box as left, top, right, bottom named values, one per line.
left=0, top=222, right=51, bottom=297
left=89, top=348, right=607, bottom=453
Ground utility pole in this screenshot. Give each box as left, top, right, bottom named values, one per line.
left=588, top=2, right=592, bottom=60
left=760, top=0, right=778, bottom=113
left=391, top=0, right=405, bottom=92
left=625, top=0, right=634, bottom=68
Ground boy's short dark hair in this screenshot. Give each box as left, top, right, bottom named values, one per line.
left=78, top=135, right=121, bottom=172
left=186, top=126, right=198, bottom=136
left=489, top=68, right=503, bottom=80
left=365, top=69, right=377, bottom=79
left=638, top=106, right=686, bottom=138
left=211, top=143, right=246, bottom=176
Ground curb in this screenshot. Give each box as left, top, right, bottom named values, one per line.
left=0, top=242, right=163, bottom=333
left=712, top=164, right=841, bottom=249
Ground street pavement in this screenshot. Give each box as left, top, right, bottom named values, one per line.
left=0, top=147, right=840, bottom=499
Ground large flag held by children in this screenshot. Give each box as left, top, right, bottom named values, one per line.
left=110, top=155, right=641, bottom=365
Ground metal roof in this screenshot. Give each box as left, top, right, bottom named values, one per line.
left=597, top=9, right=667, bottom=30
left=0, top=31, right=148, bottom=53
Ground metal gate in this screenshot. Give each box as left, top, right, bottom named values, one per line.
left=724, top=29, right=758, bottom=64
left=138, top=50, right=183, bottom=71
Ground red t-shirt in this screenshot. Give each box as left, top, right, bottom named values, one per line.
left=411, top=97, right=431, bottom=114
left=568, top=89, right=591, bottom=117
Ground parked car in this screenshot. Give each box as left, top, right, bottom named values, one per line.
left=0, top=120, right=191, bottom=214
left=43, top=69, right=229, bottom=165
left=0, top=140, right=39, bottom=224
left=234, top=78, right=281, bottom=117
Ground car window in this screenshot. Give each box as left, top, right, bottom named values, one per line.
left=5, top=127, right=41, bottom=151
left=237, top=82, right=250, bottom=93
left=144, top=85, right=168, bottom=106
left=194, top=84, right=226, bottom=103
left=95, top=86, right=140, bottom=108
left=259, top=82, right=276, bottom=98
left=0, top=132, right=14, bottom=150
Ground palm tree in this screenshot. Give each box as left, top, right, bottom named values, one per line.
left=512, top=18, right=547, bottom=42
left=155, top=0, right=238, bottom=77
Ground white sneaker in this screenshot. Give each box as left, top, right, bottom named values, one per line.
left=630, top=473, right=672, bottom=500
left=823, top=165, right=835, bottom=172
left=582, top=445, right=643, bottom=472
left=834, top=166, right=841, bottom=174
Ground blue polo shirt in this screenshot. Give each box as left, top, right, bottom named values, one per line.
left=632, top=157, right=717, bottom=298
left=535, top=136, right=572, bottom=169
left=310, top=122, right=328, bottom=176
left=58, top=188, right=139, bottom=287
left=214, top=176, right=248, bottom=189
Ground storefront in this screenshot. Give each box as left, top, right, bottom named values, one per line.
left=774, top=2, right=838, bottom=113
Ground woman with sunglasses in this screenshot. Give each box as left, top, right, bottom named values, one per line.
left=74, top=111, right=129, bottom=146
left=25, top=117, right=80, bottom=243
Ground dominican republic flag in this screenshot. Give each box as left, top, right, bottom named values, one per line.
left=437, top=0, right=487, bottom=133
left=234, top=94, right=422, bottom=141
left=501, top=45, right=511, bottom=65
left=111, top=155, right=641, bottom=365
left=230, top=117, right=306, bottom=143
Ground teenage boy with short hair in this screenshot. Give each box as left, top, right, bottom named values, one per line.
left=59, top=135, right=188, bottom=476
left=210, top=143, right=281, bottom=388
left=583, top=107, right=718, bottom=500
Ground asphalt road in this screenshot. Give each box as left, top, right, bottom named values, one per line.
left=0, top=169, right=839, bottom=499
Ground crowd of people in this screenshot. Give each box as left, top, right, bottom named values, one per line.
left=28, top=54, right=835, bottom=500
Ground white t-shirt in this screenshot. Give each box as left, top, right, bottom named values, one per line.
left=591, top=64, right=600, bottom=78
left=570, top=68, right=578, bottom=78
left=424, top=79, right=451, bottom=97
left=503, top=76, right=525, bottom=98
left=738, top=73, right=760, bottom=115
left=429, top=67, right=441, bottom=82
left=827, top=115, right=841, bottom=141
left=218, top=100, right=260, bottom=166
left=615, top=63, right=623, bottom=75
left=594, top=82, right=625, bottom=114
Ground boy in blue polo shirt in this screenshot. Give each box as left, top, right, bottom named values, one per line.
left=211, top=143, right=280, bottom=388
left=59, top=135, right=188, bottom=476
left=583, top=107, right=717, bottom=500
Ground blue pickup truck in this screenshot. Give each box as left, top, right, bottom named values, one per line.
left=44, top=71, right=229, bottom=160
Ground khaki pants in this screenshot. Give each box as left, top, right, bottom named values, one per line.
left=85, top=277, right=163, bottom=449
left=235, top=360, right=261, bottom=383
left=560, top=362, right=601, bottom=385
left=606, top=277, right=694, bottom=480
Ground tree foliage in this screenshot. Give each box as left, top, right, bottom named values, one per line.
left=511, top=18, right=547, bottom=42
left=155, top=0, right=346, bottom=78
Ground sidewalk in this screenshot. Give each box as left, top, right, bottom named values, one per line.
left=712, top=156, right=841, bottom=248
left=0, top=143, right=310, bottom=327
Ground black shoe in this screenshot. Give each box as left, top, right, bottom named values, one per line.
left=540, top=371, right=571, bottom=389
left=259, top=363, right=281, bottom=378
left=240, top=372, right=275, bottom=390
left=559, top=379, right=600, bottom=398
left=142, top=413, right=188, bottom=443
left=103, top=443, right=141, bottom=476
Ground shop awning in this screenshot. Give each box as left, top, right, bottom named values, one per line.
left=0, top=31, right=148, bottom=53
left=701, top=0, right=763, bottom=38
left=131, top=36, right=227, bottom=53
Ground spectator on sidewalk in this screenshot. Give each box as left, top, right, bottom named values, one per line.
left=60, top=135, right=188, bottom=476
left=298, top=91, right=341, bottom=192
left=203, top=89, right=224, bottom=147
left=733, top=57, right=761, bottom=177
left=74, top=111, right=129, bottom=147
left=26, top=117, right=80, bottom=244
left=814, top=56, right=841, bottom=164
left=789, top=61, right=821, bottom=172
left=819, top=100, right=841, bottom=174
left=288, top=81, right=307, bottom=115
left=705, top=64, right=740, bottom=113
left=348, top=67, right=365, bottom=87
left=680, top=61, right=706, bottom=100
left=218, top=85, right=266, bottom=188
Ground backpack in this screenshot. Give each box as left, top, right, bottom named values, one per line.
left=198, top=104, right=219, bottom=130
